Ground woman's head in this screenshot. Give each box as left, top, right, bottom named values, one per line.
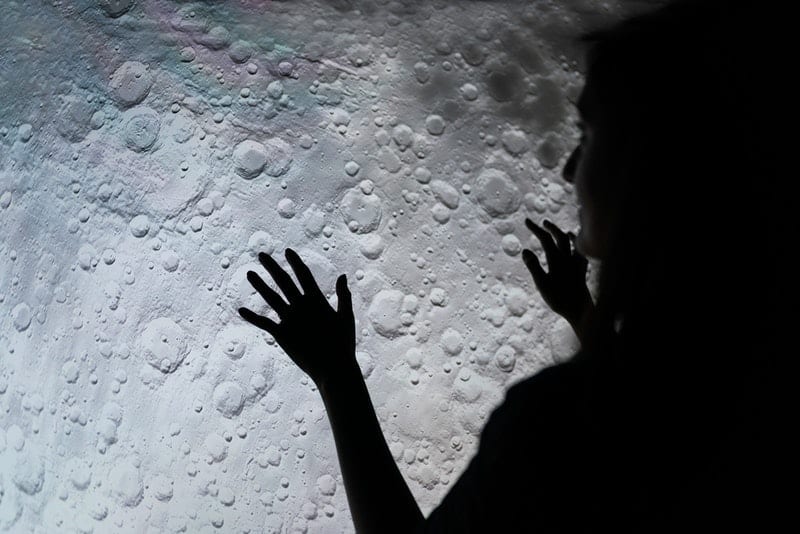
left=572, top=0, right=793, bottom=368
left=566, top=0, right=737, bottom=262
left=565, top=6, right=795, bottom=511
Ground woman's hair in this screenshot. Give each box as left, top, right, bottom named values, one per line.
left=575, top=0, right=793, bottom=443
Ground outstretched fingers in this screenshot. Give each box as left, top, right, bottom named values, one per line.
left=543, top=220, right=570, bottom=254
left=258, top=252, right=302, bottom=303
left=247, top=270, right=290, bottom=317
left=238, top=306, right=281, bottom=338
left=284, top=248, right=324, bottom=299
left=525, top=218, right=559, bottom=267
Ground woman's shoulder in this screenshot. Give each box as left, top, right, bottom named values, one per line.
left=479, top=358, right=588, bottom=450
left=434, top=358, right=594, bottom=532
left=504, top=357, right=586, bottom=405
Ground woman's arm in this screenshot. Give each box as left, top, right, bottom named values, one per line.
left=238, top=249, right=424, bottom=533
left=317, top=360, right=424, bottom=533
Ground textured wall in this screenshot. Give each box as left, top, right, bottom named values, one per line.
left=0, top=1, right=654, bottom=532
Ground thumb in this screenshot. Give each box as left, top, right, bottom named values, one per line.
left=336, top=274, right=354, bottom=320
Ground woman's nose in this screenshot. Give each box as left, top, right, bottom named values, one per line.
left=562, top=148, right=580, bottom=184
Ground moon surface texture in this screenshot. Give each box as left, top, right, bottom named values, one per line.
left=0, top=0, right=645, bottom=531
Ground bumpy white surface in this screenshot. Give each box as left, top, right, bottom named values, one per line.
left=0, top=0, right=655, bottom=531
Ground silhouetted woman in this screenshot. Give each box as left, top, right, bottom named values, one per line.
left=239, top=0, right=795, bottom=531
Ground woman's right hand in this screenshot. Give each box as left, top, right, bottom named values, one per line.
left=522, top=218, right=594, bottom=342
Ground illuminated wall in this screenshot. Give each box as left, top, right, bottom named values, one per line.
left=0, top=1, right=655, bottom=531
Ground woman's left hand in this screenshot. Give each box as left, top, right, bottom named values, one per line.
left=238, top=248, right=358, bottom=385
left=523, top=218, right=594, bottom=341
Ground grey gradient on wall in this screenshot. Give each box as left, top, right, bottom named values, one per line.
left=0, top=1, right=662, bottom=532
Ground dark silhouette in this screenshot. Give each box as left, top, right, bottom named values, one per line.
left=239, top=0, right=795, bottom=531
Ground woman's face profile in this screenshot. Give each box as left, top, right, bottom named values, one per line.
left=562, top=80, right=623, bottom=261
